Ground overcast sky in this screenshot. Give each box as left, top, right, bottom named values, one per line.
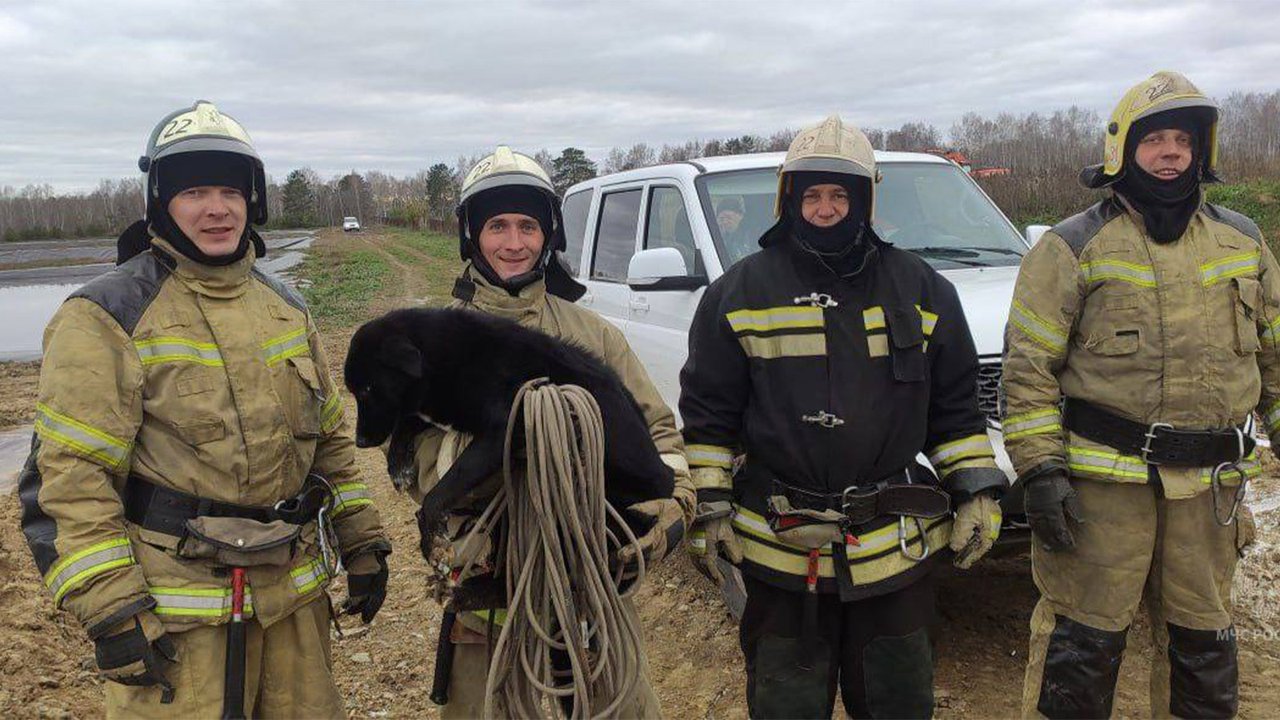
left=2, top=0, right=1277, bottom=191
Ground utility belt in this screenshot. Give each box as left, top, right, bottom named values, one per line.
left=122, top=473, right=339, bottom=569
left=1063, top=398, right=1253, bottom=525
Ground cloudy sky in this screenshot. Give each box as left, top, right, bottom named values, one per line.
left=2, top=0, right=1277, bottom=191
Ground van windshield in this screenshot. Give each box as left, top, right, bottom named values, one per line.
left=696, top=163, right=1027, bottom=270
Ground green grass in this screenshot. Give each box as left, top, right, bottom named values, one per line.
left=384, top=225, right=457, bottom=262
left=299, top=248, right=389, bottom=326
left=1206, top=179, right=1280, bottom=241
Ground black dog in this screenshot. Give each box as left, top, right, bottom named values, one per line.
left=343, top=307, right=675, bottom=557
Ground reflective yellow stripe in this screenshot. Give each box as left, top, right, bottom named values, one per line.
left=290, top=557, right=330, bottom=594
left=726, top=306, right=824, bottom=333
left=262, top=328, right=310, bottom=366
left=151, top=586, right=256, bottom=618
left=1200, top=252, right=1259, bottom=287
left=44, top=537, right=134, bottom=604
left=1066, top=445, right=1148, bottom=480
left=687, top=444, right=733, bottom=469
left=1261, top=315, right=1280, bottom=346
left=1009, top=300, right=1067, bottom=354
left=918, top=307, right=938, bottom=336
left=333, top=482, right=372, bottom=516
left=133, top=337, right=224, bottom=366
left=867, top=334, right=889, bottom=358
left=471, top=608, right=509, bottom=627
left=738, top=333, right=827, bottom=359
left=927, top=434, right=995, bottom=470
left=1080, top=260, right=1157, bottom=288
left=320, top=393, right=343, bottom=433
left=1265, top=399, right=1280, bottom=436
left=1199, top=454, right=1261, bottom=485
left=863, top=306, right=886, bottom=330
left=34, top=403, right=132, bottom=469
left=1004, top=408, right=1063, bottom=440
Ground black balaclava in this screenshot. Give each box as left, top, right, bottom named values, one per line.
left=148, top=151, right=256, bottom=266
left=1112, top=108, right=1209, bottom=244
left=787, top=171, right=872, bottom=276
left=462, top=185, right=556, bottom=293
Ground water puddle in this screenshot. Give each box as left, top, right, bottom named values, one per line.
left=0, top=284, right=79, bottom=361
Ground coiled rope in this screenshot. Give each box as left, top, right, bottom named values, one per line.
left=455, top=379, right=646, bottom=719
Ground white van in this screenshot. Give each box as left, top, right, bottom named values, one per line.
left=562, top=152, right=1049, bottom=522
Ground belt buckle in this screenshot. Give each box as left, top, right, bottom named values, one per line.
left=1140, top=422, right=1173, bottom=464
left=840, top=484, right=878, bottom=526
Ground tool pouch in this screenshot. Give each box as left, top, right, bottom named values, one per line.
left=176, top=516, right=301, bottom=567
left=765, top=495, right=845, bottom=549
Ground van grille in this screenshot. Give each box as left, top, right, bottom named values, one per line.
left=977, top=361, right=1003, bottom=426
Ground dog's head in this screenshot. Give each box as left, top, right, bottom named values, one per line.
left=344, top=319, right=424, bottom=448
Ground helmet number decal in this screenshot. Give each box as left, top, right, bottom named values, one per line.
left=161, top=117, right=193, bottom=140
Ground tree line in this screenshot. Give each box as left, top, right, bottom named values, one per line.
left=3, top=90, right=1277, bottom=242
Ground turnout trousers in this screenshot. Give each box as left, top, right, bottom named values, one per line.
left=740, top=572, right=937, bottom=719
left=1022, top=475, right=1255, bottom=719
left=105, top=597, right=344, bottom=719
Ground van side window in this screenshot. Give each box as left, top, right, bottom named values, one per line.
left=591, top=189, right=642, bottom=283
left=644, top=186, right=697, bottom=275
left=561, top=190, right=591, bottom=275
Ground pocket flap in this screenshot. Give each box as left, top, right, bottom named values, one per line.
left=287, top=356, right=323, bottom=393
left=184, top=516, right=300, bottom=552
left=886, top=306, right=925, bottom=349
left=1233, top=277, right=1261, bottom=312
left=174, top=415, right=226, bottom=445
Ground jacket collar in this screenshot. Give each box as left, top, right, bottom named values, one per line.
left=453, top=263, right=547, bottom=324
left=149, top=234, right=255, bottom=298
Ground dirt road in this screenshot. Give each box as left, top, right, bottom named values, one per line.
left=2, top=228, right=1277, bottom=719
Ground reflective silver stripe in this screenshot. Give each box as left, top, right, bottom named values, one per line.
left=1003, top=408, right=1063, bottom=440
left=863, top=306, right=886, bottom=330
left=1081, top=260, right=1157, bottom=288
left=333, top=482, right=372, bottom=515
left=726, top=306, right=824, bottom=333
left=1200, top=253, right=1259, bottom=286
left=919, top=309, right=938, bottom=335
left=1009, top=300, right=1067, bottom=353
left=133, top=338, right=223, bottom=366
left=291, top=558, right=329, bottom=594
left=151, top=587, right=255, bottom=618
left=687, top=444, right=733, bottom=469
left=738, top=333, right=827, bottom=359
left=34, top=403, right=131, bottom=469
left=927, top=434, right=994, bottom=469
left=262, top=328, right=310, bottom=366
left=44, top=537, right=134, bottom=603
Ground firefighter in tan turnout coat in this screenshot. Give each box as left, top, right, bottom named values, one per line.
left=1003, top=72, right=1264, bottom=718
left=19, top=101, right=390, bottom=718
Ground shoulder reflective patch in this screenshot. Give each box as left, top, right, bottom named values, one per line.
left=44, top=537, right=134, bottom=604
left=687, top=444, right=734, bottom=470
left=738, top=333, right=827, bottom=359
left=34, top=403, right=132, bottom=470
left=290, top=556, right=331, bottom=594
left=726, top=306, right=824, bottom=333
left=1080, top=259, right=1157, bottom=288
left=332, top=482, right=372, bottom=517
left=262, top=328, right=310, bottom=366
left=1200, top=252, right=1259, bottom=287
left=1009, top=300, right=1068, bottom=354
left=1003, top=407, right=1063, bottom=440
left=133, top=336, right=224, bottom=367
left=151, top=586, right=256, bottom=619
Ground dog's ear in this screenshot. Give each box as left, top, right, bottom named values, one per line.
left=380, top=334, right=423, bottom=379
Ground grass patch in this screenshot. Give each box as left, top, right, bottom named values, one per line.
left=1206, top=179, right=1280, bottom=241
left=300, top=248, right=389, bottom=326
left=384, top=226, right=457, bottom=262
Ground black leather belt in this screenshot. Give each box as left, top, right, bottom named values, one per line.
left=1063, top=398, right=1253, bottom=467
left=123, top=474, right=332, bottom=537
left=771, top=468, right=951, bottom=526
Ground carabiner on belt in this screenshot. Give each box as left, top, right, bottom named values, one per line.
left=1209, top=461, right=1248, bottom=527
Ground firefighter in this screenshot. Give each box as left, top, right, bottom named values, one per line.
left=679, top=115, right=1006, bottom=719
left=1004, top=71, right=1264, bottom=719
left=404, top=146, right=696, bottom=719
left=19, top=100, right=391, bottom=718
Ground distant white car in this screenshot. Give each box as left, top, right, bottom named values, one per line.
left=562, top=151, right=1047, bottom=535
left=342, top=216, right=362, bottom=232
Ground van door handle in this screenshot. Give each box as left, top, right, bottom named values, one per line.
left=630, top=297, right=650, bottom=313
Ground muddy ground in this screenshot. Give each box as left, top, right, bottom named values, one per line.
left=2, top=228, right=1278, bottom=719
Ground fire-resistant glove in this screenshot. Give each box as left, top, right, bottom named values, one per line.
left=1024, top=470, right=1084, bottom=552
left=342, top=549, right=390, bottom=623
left=949, top=491, right=1002, bottom=569
left=617, top=497, right=687, bottom=572
left=94, top=610, right=177, bottom=701
left=687, top=499, right=743, bottom=586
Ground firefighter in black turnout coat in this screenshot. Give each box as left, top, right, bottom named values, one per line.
left=679, top=115, right=1007, bottom=719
